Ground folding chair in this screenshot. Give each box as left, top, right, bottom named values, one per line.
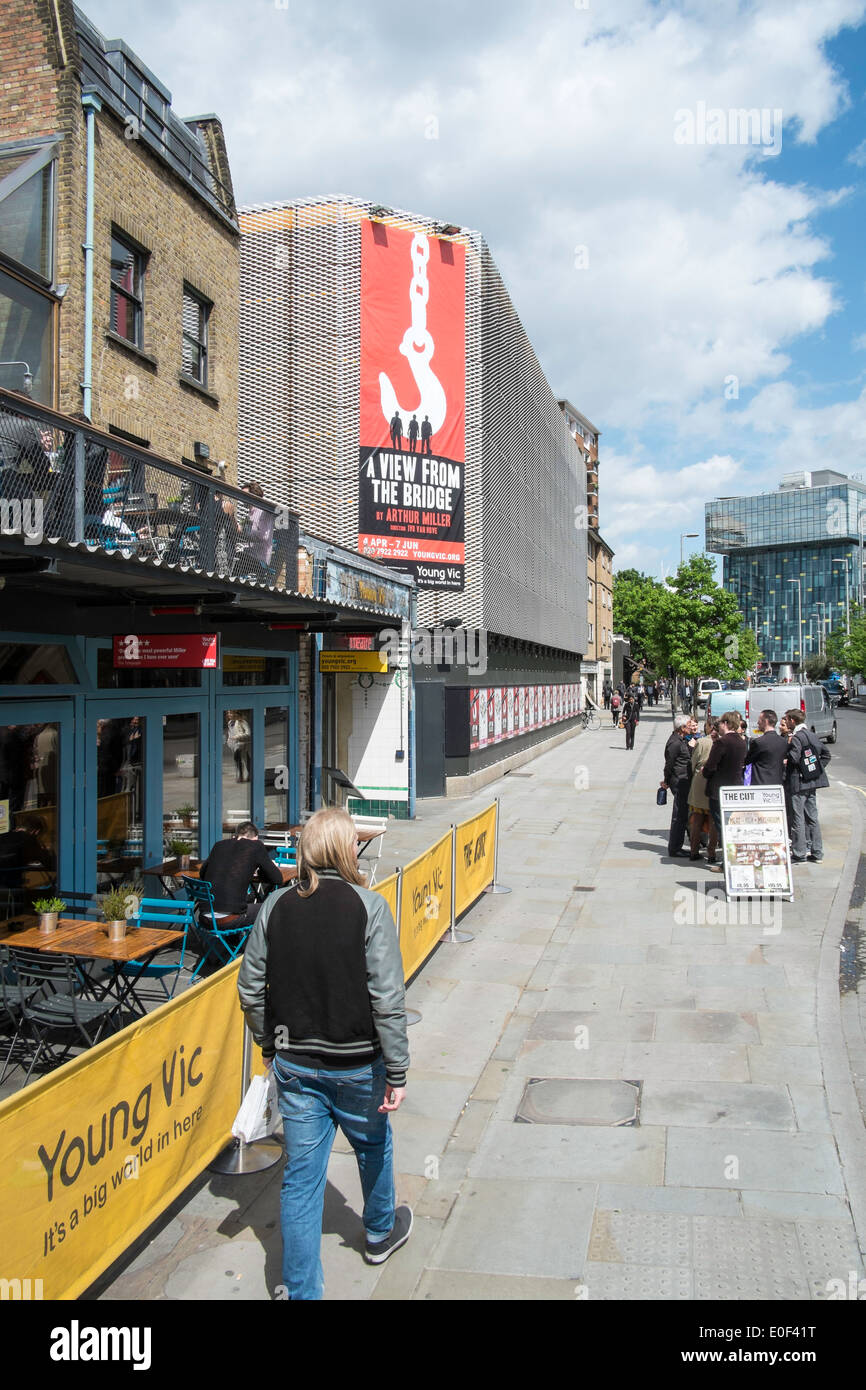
left=0, top=943, right=39, bottom=1085
left=183, top=877, right=254, bottom=981
left=115, top=897, right=197, bottom=1012
left=5, top=947, right=121, bottom=1086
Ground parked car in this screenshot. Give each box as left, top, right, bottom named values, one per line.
left=696, top=678, right=723, bottom=710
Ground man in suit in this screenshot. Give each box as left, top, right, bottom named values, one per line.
left=745, top=709, right=787, bottom=785
left=661, top=714, right=698, bottom=855
left=784, top=709, right=831, bottom=863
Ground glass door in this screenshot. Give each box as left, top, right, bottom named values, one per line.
left=0, top=699, right=74, bottom=925
left=215, top=694, right=296, bottom=837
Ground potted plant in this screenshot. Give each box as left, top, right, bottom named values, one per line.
left=168, top=837, right=193, bottom=870
left=174, top=803, right=196, bottom=829
left=33, top=896, right=66, bottom=934
left=101, top=884, right=135, bottom=942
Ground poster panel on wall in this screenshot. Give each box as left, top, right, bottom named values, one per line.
left=470, top=688, right=480, bottom=751
left=358, top=219, right=466, bottom=591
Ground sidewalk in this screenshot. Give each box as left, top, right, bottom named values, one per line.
left=96, top=709, right=866, bottom=1301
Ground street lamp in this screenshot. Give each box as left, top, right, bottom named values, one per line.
left=832, top=557, right=850, bottom=634
left=680, top=533, right=699, bottom=566
left=858, top=511, right=866, bottom=610
left=787, top=578, right=802, bottom=676
left=812, top=604, right=827, bottom=657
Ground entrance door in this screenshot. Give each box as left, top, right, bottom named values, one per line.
left=415, top=682, right=446, bottom=798
left=0, top=700, right=74, bottom=920
left=215, top=694, right=296, bottom=836
left=85, top=698, right=207, bottom=892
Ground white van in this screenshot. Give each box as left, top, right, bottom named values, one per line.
left=749, top=685, right=837, bottom=743
left=696, top=679, right=722, bottom=710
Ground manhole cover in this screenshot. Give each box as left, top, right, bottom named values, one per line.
left=515, top=1078, right=641, bottom=1127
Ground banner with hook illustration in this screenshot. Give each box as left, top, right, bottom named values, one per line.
left=358, top=218, right=465, bottom=591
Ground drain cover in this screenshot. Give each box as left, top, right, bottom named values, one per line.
left=572, top=885, right=595, bottom=892
left=515, top=1078, right=641, bottom=1127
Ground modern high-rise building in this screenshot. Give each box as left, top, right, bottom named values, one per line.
left=705, top=470, right=866, bottom=671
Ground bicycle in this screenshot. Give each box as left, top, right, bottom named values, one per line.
left=578, top=708, right=600, bottom=731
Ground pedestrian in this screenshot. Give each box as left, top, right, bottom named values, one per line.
left=237, top=807, right=412, bottom=1300
left=687, top=717, right=719, bottom=862
left=602, top=681, right=611, bottom=711
left=682, top=682, right=692, bottom=715
left=610, top=688, right=622, bottom=726
left=661, top=714, right=698, bottom=856
left=783, top=708, right=830, bottom=863
left=745, top=709, right=787, bottom=786
left=701, top=711, right=747, bottom=868
left=622, top=690, right=639, bottom=749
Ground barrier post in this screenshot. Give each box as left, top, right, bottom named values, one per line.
left=395, top=867, right=422, bottom=1025
left=209, top=1022, right=283, bottom=1174
left=483, top=796, right=512, bottom=895
left=449, top=822, right=474, bottom=942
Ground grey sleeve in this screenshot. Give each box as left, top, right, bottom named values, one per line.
left=236, top=891, right=280, bottom=1058
left=353, top=886, right=410, bottom=1087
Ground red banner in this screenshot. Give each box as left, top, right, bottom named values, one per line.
left=359, top=219, right=466, bottom=590
left=113, top=634, right=219, bottom=669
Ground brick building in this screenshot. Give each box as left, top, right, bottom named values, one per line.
left=0, top=0, right=239, bottom=475
left=557, top=400, right=613, bottom=699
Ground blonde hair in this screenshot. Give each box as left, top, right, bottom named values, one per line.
left=297, top=807, right=366, bottom=897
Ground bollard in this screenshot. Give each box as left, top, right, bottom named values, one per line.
left=209, top=1023, right=283, bottom=1174
left=449, top=823, right=474, bottom=942
left=483, top=796, right=512, bottom=895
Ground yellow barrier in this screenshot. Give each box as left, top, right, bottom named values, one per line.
left=0, top=961, right=244, bottom=1300
left=454, top=803, right=497, bottom=917
left=398, top=830, right=453, bottom=980
left=375, top=871, right=398, bottom=920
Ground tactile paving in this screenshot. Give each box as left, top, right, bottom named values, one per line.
left=588, top=1210, right=691, bottom=1266
left=580, top=1261, right=693, bottom=1300
left=795, top=1221, right=866, bottom=1299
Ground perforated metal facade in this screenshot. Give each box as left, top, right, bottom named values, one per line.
left=238, top=196, right=587, bottom=655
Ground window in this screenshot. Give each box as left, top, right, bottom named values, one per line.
left=182, top=285, right=210, bottom=385
left=0, top=144, right=55, bottom=282
left=0, top=266, right=54, bottom=402
left=588, top=622, right=594, bottom=643
left=110, top=231, right=144, bottom=346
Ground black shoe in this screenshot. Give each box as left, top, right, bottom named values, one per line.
left=790, top=856, right=807, bottom=864
left=807, top=855, right=823, bottom=863
left=668, top=850, right=689, bottom=858
left=364, top=1206, right=413, bottom=1264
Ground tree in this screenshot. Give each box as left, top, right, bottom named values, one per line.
left=804, top=654, right=830, bottom=683
left=660, top=554, right=761, bottom=682
left=827, top=604, right=866, bottom=679
left=612, top=569, right=670, bottom=671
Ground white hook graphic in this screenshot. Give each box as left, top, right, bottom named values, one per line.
left=379, top=233, right=447, bottom=436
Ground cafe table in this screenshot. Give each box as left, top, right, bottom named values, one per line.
left=10, top=917, right=184, bottom=1018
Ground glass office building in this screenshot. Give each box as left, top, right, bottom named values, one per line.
left=706, top=471, right=866, bottom=670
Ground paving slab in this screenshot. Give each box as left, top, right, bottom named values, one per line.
left=653, top=1010, right=761, bottom=1045
left=429, top=1178, right=595, bottom=1279
left=413, top=1268, right=578, bottom=1300
left=665, top=1128, right=845, bottom=1194
left=640, top=1081, right=795, bottom=1131
left=469, top=1119, right=666, bottom=1185
left=746, top=1043, right=823, bottom=1085
left=623, top=1041, right=750, bottom=1082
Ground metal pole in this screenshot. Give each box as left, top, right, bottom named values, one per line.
left=449, top=822, right=473, bottom=942
left=398, top=868, right=421, bottom=1025
left=483, top=796, right=511, bottom=895
left=81, top=90, right=101, bottom=419
left=209, top=1022, right=282, bottom=1174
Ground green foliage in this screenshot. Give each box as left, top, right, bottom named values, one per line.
left=827, top=604, right=866, bottom=677
left=101, top=883, right=136, bottom=922
left=169, top=837, right=192, bottom=857
left=804, top=654, right=830, bottom=682
left=34, top=896, right=66, bottom=914
left=612, top=569, right=670, bottom=670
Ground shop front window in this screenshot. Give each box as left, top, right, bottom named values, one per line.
left=0, top=720, right=58, bottom=922
left=222, top=708, right=251, bottom=836
left=95, top=716, right=143, bottom=886
left=162, top=713, right=200, bottom=858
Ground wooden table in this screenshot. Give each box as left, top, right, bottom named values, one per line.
left=6, top=918, right=184, bottom=1017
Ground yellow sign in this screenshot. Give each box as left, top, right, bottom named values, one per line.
left=375, top=871, right=398, bottom=921
left=454, top=803, right=496, bottom=917
left=223, top=654, right=266, bottom=673
left=399, top=831, right=453, bottom=980
left=319, top=651, right=388, bottom=674
left=0, top=964, right=244, bottom=1300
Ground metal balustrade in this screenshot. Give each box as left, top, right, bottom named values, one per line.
left=0, top=390, right=298, bottom=592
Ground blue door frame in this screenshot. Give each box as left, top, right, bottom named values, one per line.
left=0, top=698, right=75, bottom=893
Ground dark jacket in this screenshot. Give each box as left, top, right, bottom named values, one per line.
left=664, top=730, right=693, bottom=787
left=745, top=729, right=787, bottom=785
left=237, top=871, right=409, bottom=1086
left=622, top=697, right=639, bottom=725
left=702, top=731, right=746, bottom=799
left=785, top=727, right=830, bottom=795
left=200, top=837, right=282, bottom=915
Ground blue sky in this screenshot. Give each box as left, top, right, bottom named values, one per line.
left=82, top=0, right=866, bottom=580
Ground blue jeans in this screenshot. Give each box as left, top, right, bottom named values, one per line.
left=272, top=1056, right=395, bottom=1300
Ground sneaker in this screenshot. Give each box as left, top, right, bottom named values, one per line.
left=790, top=856, right=807, bottom=864
left=807, top=854, right=823, bottom=863
left=364, top=1206, right=413, bottom=1264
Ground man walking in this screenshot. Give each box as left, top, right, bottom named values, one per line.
left=661, top=714, right=697, bottom=856
left=622, top=689, right=640, bottom=750
left=610, top=688, right=622, bottom=726
left=745, top=709, right=787, bottom=785
left=784, top=709, right=830, bottom=863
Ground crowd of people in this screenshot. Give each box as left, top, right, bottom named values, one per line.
left=660, top=707, right=830, bottom=866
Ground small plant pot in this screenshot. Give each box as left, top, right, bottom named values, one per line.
left=180, top=854, right=191, bottom=870
left=106, top=919, right=127, bottom=942
left=38, top=912, right=59, bottom=934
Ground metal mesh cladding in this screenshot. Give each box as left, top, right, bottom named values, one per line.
left=238, top=196, right=587, bottom=653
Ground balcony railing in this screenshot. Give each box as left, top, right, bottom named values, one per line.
left=0, top=390, right=298, bottom=592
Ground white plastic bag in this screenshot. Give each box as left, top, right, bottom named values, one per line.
left=231, top=1071, right=281, bottom=1143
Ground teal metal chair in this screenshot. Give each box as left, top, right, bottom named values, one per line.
left=115, top=897, right=196, bottom=1011
left=183, top=877, right=254, bottom=981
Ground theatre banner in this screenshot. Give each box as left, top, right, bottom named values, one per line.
left=469, top=683, right=581, bottom=752
left=358, top=218, right=466, bottom=591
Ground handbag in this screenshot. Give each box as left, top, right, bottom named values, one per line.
left=656, top=786, right=668, bottom=806
left=231, top=1070, right=281, bottom=1143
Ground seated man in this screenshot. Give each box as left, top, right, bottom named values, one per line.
left=198, top=821, right=283, bottom=931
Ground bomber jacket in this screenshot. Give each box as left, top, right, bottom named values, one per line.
left=784, top=727, right=830, bottom=795
left=237, top=870, right=409, bottom=1088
